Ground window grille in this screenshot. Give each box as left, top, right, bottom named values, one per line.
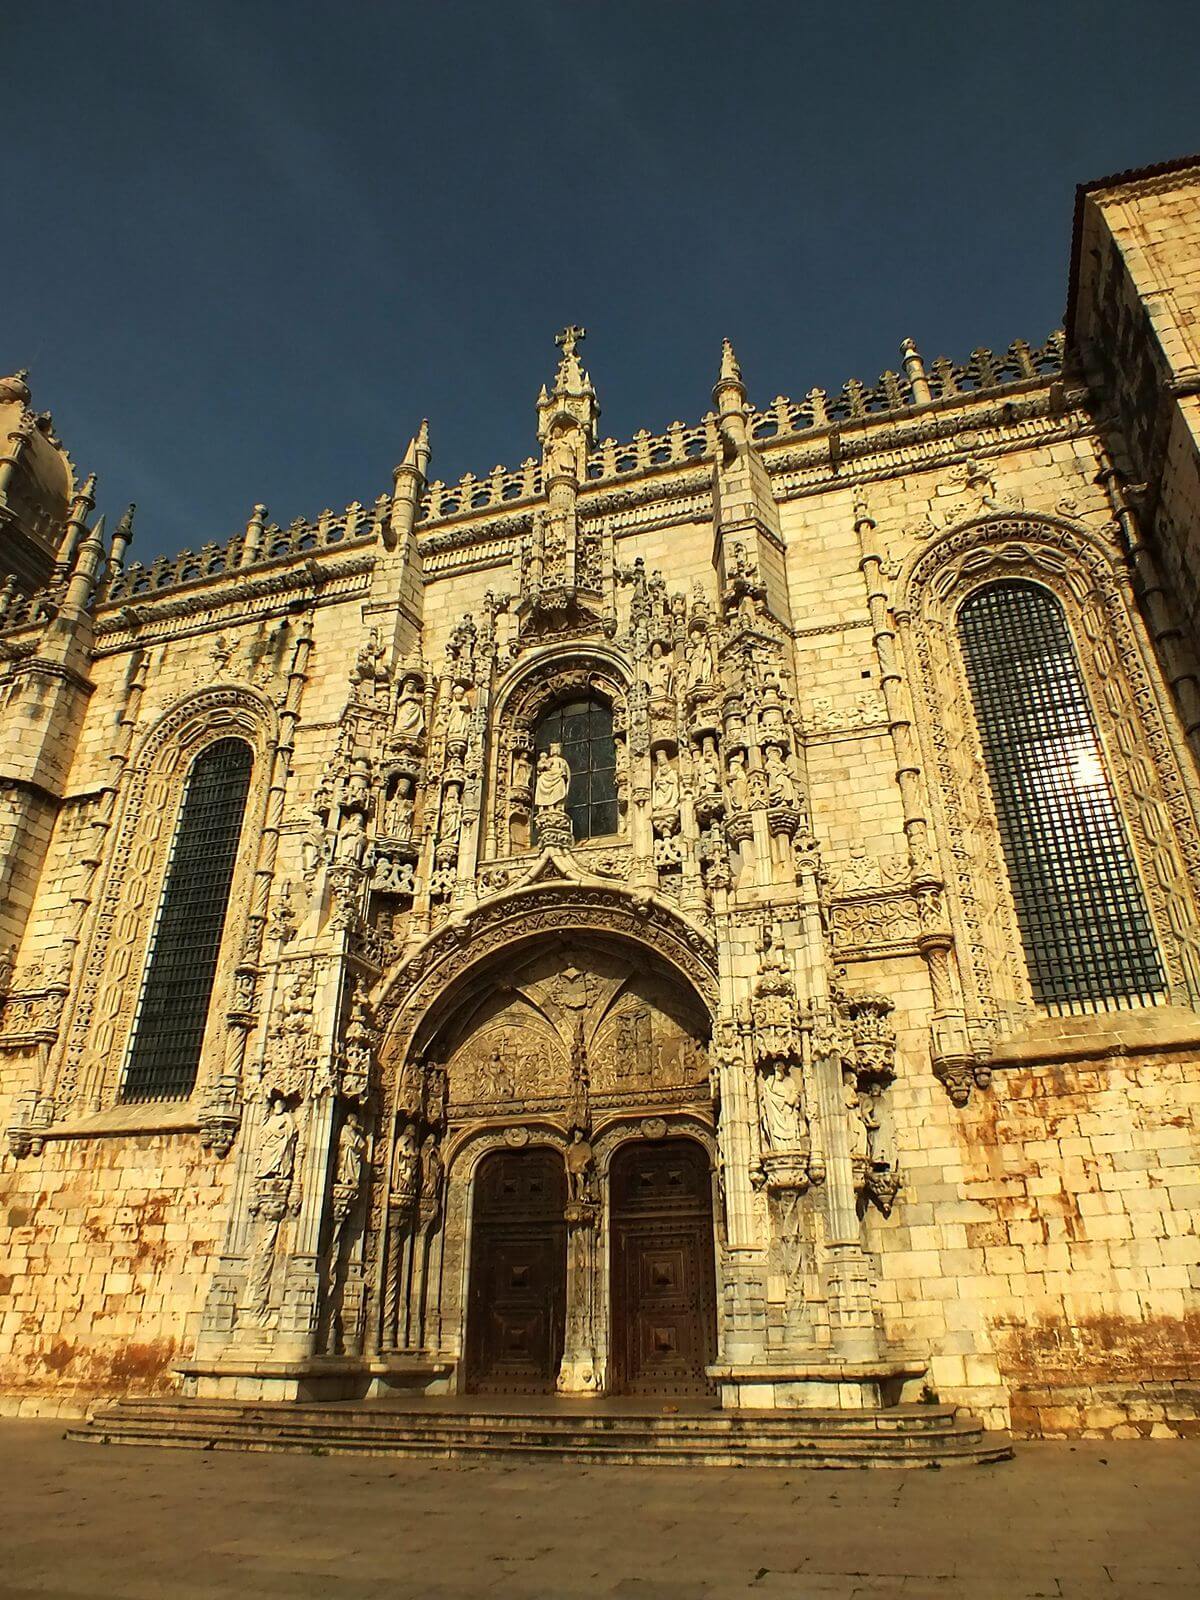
left=957, top=581, right=1164, bottom=1013
left=533, top=697, right=617, bottom=842
left=122, top=737, right=253, bottom=1101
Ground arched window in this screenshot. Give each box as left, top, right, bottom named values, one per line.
left=957, top=581, right=1164, bottom=1012
left=122, top=737, right=253, bottom=1101
left=533, top=696, right=617, bottom=842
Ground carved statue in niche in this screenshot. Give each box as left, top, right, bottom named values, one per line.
left=759, top=1063, right=806, bottom=1152
left=343, top=763, right=371, bottom=814
left=695, top=742, right=722, bottom=797
left=546, top=425, right=578, bottom=482
left=565, top=1128, right=596, bottom=1203
left=391, top=1122, right=420, bottom=1210
left=255, top=1094, right=297, bottom=1181
left=438, top=786, right=462, bottom=846
left=394, top=677, right=425, bottom=739
left=686, top=625, right=715, bottom=689
left=842, top=1068, right=875, bottom=1164
left=419, top=1135, right=444, bottom=1214
left=651, top=748, right=680, bottom=811
left=646, top=640, right=674, bottom=700
left=385, top=777, right=415, bottom=840
left=534, top=744, right=571, bottom=810
left=445, top=683, right=472, bottom=745
left=301, top=806, right=329, bottom=877
left=336, top=810, right=368, bottom=866
left=511, top=747, right=533, bottom=792
left=727, top=750, right=751, bottom=811
left=351, top=628, right=387, bottom=693
left=764, top=746, right=797, bottom=806
left=334, top=1108, right=366, bottom=1188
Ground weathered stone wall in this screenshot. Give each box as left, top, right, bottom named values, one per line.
left=0, top=1116, right=233, bottom=1417
left=868, top=988, right=1200, bottom=1436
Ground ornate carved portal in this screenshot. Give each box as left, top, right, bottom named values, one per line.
left=378, top=936, right=717, bottom=1396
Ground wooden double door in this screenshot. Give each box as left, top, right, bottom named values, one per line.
left=609, top=1138, right=717, bottom=1397
left=463, top=1138, right=717, bottom=1397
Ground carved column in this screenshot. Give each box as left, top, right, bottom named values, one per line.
left=856, top=497, right=985, bottom=1104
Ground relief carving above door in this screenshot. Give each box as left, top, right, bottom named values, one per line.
left=439, top=947, right=710, bottom=1121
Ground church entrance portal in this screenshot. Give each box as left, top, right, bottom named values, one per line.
left=464, top=1148, right=567, bottom=1394
left=609, top=1139, right=717, bottom=1397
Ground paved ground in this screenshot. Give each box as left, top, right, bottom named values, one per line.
left=0, top=1422, right=1196, bottom=1599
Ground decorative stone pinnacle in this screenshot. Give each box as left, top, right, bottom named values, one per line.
left=398, top=418, right=431, bottom=477
left=114, top=503, right=136, bottom=540
left=720, top=338, right=742, bottom=384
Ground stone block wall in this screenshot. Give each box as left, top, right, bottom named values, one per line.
left=868, top=988, right=1200, bottom=1437
left=0, top=1117, right=233, bottom=1417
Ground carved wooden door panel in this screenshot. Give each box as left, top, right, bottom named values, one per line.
left=610, top=1139, right=717, bottom=1397
left=465, top=1147, right=567, bottom=1394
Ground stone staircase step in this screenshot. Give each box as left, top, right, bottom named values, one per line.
left=67, top=1398, right=1011, bottom=1470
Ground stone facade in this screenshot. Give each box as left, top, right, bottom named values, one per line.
left=1, top=164, right=1198, bottom=1437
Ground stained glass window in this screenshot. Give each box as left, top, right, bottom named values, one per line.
left=122, top=738, right=253, bottom=1100
left=533, top=697, right=617, bottom=842
left=957, top=581, right=1164, bottom=1012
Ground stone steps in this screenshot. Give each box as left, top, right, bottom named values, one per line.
left=68, top=1399, right=1013, bottom=1469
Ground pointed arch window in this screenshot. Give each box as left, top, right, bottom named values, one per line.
left=957, top=580, right=1164, bottom=1012
left=122, top=737, right=253, bottom=1101
left=533, top=696, right=617, bottom=842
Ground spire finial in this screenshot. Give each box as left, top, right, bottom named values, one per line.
left=712, top=336, right=748, bottom=414
left=900, top=337, right=932, bottom=405
left=114, top=503, right=136, bottom=541
left=399, top=418, right=431, bottom=477
left=555, top=325, right=586, bottom=359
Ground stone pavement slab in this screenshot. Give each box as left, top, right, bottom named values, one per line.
left=0, top=1422, right=1195, bottom=1598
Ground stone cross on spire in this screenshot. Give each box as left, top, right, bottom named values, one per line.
left=555, top=325, right=586, bottom=358
left=537, top=325, right=599, bottom=454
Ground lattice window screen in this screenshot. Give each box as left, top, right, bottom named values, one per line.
left=957, top=581, right=1164, bottom=1013
left=122, top=737, right=253, bottom=1101
left=533, top=697, right=617, bottom=841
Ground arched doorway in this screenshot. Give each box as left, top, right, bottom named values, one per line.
left=464, top=1147, right=567, bottom=1393
left=609, top=1138, right=717, bottom=1397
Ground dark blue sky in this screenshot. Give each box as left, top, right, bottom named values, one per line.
left=8, top=2, right=1199, bottom=565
